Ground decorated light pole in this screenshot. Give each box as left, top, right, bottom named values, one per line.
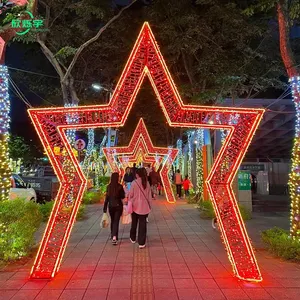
left=0, top=0, right=35, bottom=201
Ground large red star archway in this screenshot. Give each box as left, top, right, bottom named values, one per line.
left=103, top=119, right=178, bottom=202
left=28, top=22, right=264, bottom=281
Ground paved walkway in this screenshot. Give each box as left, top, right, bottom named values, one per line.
left=0, top=199, right=299, bottom=300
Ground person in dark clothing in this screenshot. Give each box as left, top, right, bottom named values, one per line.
left=123, top=167, right=134, bottom=185
left=149, top=167, right=160, bottom=199
left=103, top=172, right=125, bottom=245
left=131, top=163, right=138, bottom=180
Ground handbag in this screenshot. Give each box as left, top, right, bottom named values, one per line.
left=101, top=213, right=110, bottom=228
left=121, top=213, right=132, bottom=225
left=124, top=201, right=133, bottom=214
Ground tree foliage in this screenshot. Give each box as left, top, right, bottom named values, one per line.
left=8, top=135, right=41, bottom=164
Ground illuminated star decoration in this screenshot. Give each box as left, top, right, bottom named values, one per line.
left=103, top=119, right=177, bottom=201
left=28, top=22, right=263, bottom=281
left=119, top=149, right=160, bottom=169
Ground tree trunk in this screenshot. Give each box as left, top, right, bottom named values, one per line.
left=277, top=0, right=300, bottom=239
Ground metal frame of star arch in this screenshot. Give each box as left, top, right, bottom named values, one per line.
left=103, top=118, right=178, bottom=202
left=28, top=22, right=264, bottom=281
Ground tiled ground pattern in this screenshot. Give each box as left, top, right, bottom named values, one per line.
left=0, top=199, right=299, bottom=299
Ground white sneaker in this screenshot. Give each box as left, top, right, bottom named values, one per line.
left=130, top=238, right=136, bottom=244
left=139, top=244, right=146, bottom=249
left=146, top=218, right=149, bottom=223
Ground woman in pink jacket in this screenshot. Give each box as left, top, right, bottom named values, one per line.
left=128, top=168, right=152, bottom=248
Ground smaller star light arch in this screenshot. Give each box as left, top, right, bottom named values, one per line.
left=103, top=119, right=178, bottom=203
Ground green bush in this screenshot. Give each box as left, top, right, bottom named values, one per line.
left=261, top=227, right=300, bottom=262
left=198, top=200, right=252, bottom=220
left=39, top=201, right=54, bottom=222
left=238, top=204, right=252, bottom=221
left=39, top=201, right=86, bottom=222
left=186, top=193, right=200, bottom=204
left=198, top=200, right=216, bottom=219
left=0, top=199, right=42, bottom=261
left=82, top=190, right=104, bottom=205
left=98, top=176, right=110, bottom=193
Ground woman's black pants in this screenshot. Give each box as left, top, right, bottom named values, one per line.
left=130, top=212, right=147, bottom=245
left=109, top=206, right=123, bottom=240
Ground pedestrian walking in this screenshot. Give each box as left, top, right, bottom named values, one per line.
left=128, top=168, right=152, bottom=249
left=182, top=175, right=191, bottom=198
left=123, top=167, right=134, bottom=186
left=103, top=172, right=125, bottom=245
left=175, top=169, right=183, bottom=198
left=149, top=167, right=160, bottom=199
left=131, top=163, right=138, bottom=180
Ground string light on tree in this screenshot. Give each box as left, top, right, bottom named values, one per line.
left=187, top=131, right=193, bottom=180
left=0, top=65, right=11, bottom=202
left=65, top=103, right=78, bottom=145
left=195, top=129, right=204, bottom=195
left=289, top=76, right=300, bottom=239
left=82, top=128, right=95, bottom=176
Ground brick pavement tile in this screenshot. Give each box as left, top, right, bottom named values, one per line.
left=221, top=289, right=250, bottom=300
left=54, top=272, right=74, bottom=280
left=243, top=288, right=273, bottom=299
left=11, top=289, right=40, bottom=300
left=21, top=280, right=48, bottom=290
left=71, top=271, right=94, bottom=279
left=215, top=278, right=242, bottom=289
left=198, top=288, right=225, bottom=300
left=265, top=287, right=288, bottom=300
left=131, top=293, right=154, bottom=300
left=194, top=279, right=218, bottom=289
left=176, top=288, right=202, bottom=300
left=189, top=267, right=212, bottom=279
left=58, top=289, right=85, bottom=300
left=9, top=272, right=28, bottom=281
left=0, top=272, right=15, bottom=281
left=285, top=288, right=300, bottom=300
left=0, top=279, right=27, bottom=290
left=110, top=276, right=131, bottom=288
left=279, top=279, right=300, bottom=288
left=44, top=279, right=69, bottom=290
left=92, top=270, right=113, bottom=279
left=83, top=288, right=108, bottom=299
left=173, top=278, right=196, bottom=289
left=0, top=290, right=18, bottom=300
left=152, top=278, right=175, bottom=288
left=107, top=288, right=130, bottom=300
left=95, top=264, right=115, bottom=271
left=88, top=279, right=111, bottom=289
left=65, top=279, right=90, bottom=289
left=35, top=289, right=63, bottom=300
left=153, top=288, right=179, bottom=300
left=113, top=270, right=132, bottom=277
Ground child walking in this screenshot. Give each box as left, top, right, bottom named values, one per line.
left=183, top=175, right=191, bottom=198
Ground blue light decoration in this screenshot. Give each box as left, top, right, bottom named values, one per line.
left=289, top=76, right=300, bottom=239
left=82, top=128, right=95, bottom=176
left=195, top=129, right=204, bottom=195
left=187, top=131, right=193, bottom=181
left=94, top=135, right=107, bottom=189
left=65, top=103, right=78, bottom=145
left=0, top=65, right=11, bottom=201
left=176, top=139, right=183, bottom=172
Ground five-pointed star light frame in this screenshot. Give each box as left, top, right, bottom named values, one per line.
left=28, top=22, right=264, bottom=281
left=103, top=118, right=178, bottom=202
